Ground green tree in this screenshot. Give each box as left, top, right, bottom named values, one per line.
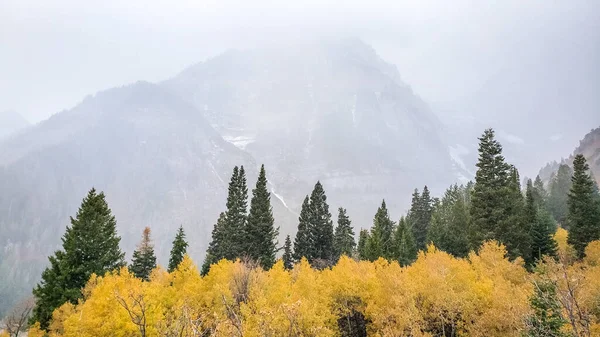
left=533, top=175, right=548, bottom=208
left=333, top=207, right=356, bottom=260
left=357, top=229, right=370, bottom=261
left=394, top=217, right=417, bottom=266
left=500, top=166, right=530, bottom=261
left=426, top=185, right=470, bottom=258
left=367, top=200, right=395, bottom=259
left=526, top=180, right=558, bottom=263
left=246, top=165, right=278, bottom=269
left=469, top=129, right=512, bottom=251
left=408, top=187, right=433, bottom=250
left=293, top=196, right=313, bottom=262
left=282, top=235, right=293, bottom=270
left=567, top=155, right=600, bottom=258
left=129, top=227, right=157, bottom=282
left=201, top=212, right=226, bottom=276
left=526, top=269, right=568, bottom=337
left=548, top=164, right=573, bottom=227
left=31, top=188, right=125, bottom=329
left=167, top=226, right=188, bottom=273
left=308, top=181, right=334, bottom=263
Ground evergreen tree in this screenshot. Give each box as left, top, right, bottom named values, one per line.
left=469, top=129, right=512, bottom=251
left=129, top=227, right=157, bottom=281
left=548, top=164, right=573, bottom=227
left=31, top=188, right=125, bottom=329
left=408, top=187, right=433, bottom=250
left=201, top=212, right=226, bottom=276
left=526, top=181, right=558, bottom=263
left=567, top=155, right=600, bottom=258
left=333, top=207, right=356, bottom=260
left=533, top=175, right=548, bottom=208
left=357, top=229, right=370, bottom=261
left=500, top=166, right=530, bottom=261
left=426, top=185, right=470, bottom=258
left=282, top=235, right=293, bottom=270
left=394, top=217, right=418, bottom=266
left=308, top=181, right=334, bottom=262
left=526, top=271, right=568, bottom=337
left=246, top=165, right=278, bottom=269
left=368, top=200, right=395, bottom=259
left=167, top=226, right=188, bottom=273
left=293, top=196, right=313, bottom=261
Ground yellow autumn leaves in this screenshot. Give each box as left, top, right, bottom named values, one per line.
left=29, top=239, right=600, bottom=337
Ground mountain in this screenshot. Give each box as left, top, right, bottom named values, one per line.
left=0, top=110, right=30, bottom=139
left=164, top=39, right=459, bottom=222
left=537, top=127, right=600, bottom=183
left=0, top=39, right=459, bottom=314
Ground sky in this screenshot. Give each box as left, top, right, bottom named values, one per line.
left=1, top=0, right=599, bottom=174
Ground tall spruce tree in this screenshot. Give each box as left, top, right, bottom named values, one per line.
left=308, top=181, right=334, bottom=263
left=31, top=188, right=125, bottom=329
left=394, top=216, right=418, bottom=266
left=500, top=166, right=531, bottom=261
left=293, top=196, right=313, bottom=261
left=567, top=155, right=600, bottom=258
left=201, top=212, right=227, bottom=276
left=469, top=128, right=512, bottom=251
left=533, top=175, right=548, bottom=208
left=168, top=226, right=188, bottom=273
left=548, top=164, right=573, bottom=227
left=367, top=200, right=395, bottom=259
left=246, top=165, right=278, bottom=269
left=333, top=207, right=356, bottom=260
left=526, top=181, right=558, bottom=263
left=130, top=227, right=157, bottom=281
left=426, top=185, right=470, bottom=257
left=282, top=235, right=293, bottom=270
left=357, top=229, right=370, bottom=261
left=408, top=187, right=433, bottom=250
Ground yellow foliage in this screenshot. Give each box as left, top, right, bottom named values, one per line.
left=28, top=240, right=600, bottom=337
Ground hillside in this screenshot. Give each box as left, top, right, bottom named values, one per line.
left=0, top=110, right=30, bottom=139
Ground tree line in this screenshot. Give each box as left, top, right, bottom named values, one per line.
left=21, top=128, right=600, bottom=334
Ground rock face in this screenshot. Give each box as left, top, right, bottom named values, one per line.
left=0, top=39, right=458, bottom=314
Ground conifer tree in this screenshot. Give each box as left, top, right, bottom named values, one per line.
left=293, top=196, right=312, bottom=262
left=357, top=229, right=370, bottom=261
left=500, top=166, right=531, bottom=261
left=567, top=155, right=600, bottom=258
left=526, top=181, right=558, bottom=263
left=548, top=164, right=573, bottom=227
left=246, top=165, right=278, bottom=269
left=408, top=187, right=433, bottom=250
left=201, top=212, right=226, bottom=276
left=282, top=235, right=293, bottom=270
left=129, top=227, right=157, bottom=281
left=368, top=200, right=395, bottom=259
left=333, top=207, right=356, bottom=260
left=526, top=271, right=568, bottom=337
left=533, top=175, right=548, bottom=208
left=168, top=226, right=188, bottom=273
left=394, top=217, right=417, bottom=266
left=31, top=188, right=125, bottom=329
left=308, top=181, right=334, bottom=262
left=222, top=165, right=248, bottom=259
left=470, top=128, right=512, bottom=251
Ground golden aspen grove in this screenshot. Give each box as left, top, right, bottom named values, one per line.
left=26, top=232, right=600, bottom=337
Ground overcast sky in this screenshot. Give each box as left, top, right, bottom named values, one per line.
left=1, top=0, right=599, bottom=167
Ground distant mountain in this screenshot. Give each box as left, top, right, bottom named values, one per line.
left=0, top=39, right=461, bottom=314
left=537, top=127, right=600, bottom=183
left=0, top=110, right=30, bottom=139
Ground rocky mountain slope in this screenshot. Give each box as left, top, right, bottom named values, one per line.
left=0, top=39, right=460, bottom=314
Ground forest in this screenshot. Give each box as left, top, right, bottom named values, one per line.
left=3, top=128, right=600, bottom=337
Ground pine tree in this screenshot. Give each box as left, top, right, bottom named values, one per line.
left=308, top=181, right=334, bottom=263
left=246, top=165, right=278, bottom=269
left=129, top=227, right=157, bottom=281
left=500, top=166, right=530, bottom=261
left=548, top=164, right=573, bottom=227
left=526, top=270, right=568, bottom=337
left=357, top=229, right=370, bottom=261
left=533, top=175, right=548, bottom=208
left=368, top=200, right=395, bottom=259
left=293, top=196, right=312, bottom=262
left=526, top=181, right=558, bottom=263
left=31, top=188, right=125, bottom=329
left=470, top=128, right=512, bottom=251
left=408, top=187, right=433, bottom=250
left=567, top=155, right=600, bottom=258
left=168, top=226, right=188, bottom=273
left=333, top=207, right=356, bottom=260
left=394, top=217, right=417, bottom=266
left=282, top=235, right=293, bottom=270
left=201, top=212, right=226, bottom=276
